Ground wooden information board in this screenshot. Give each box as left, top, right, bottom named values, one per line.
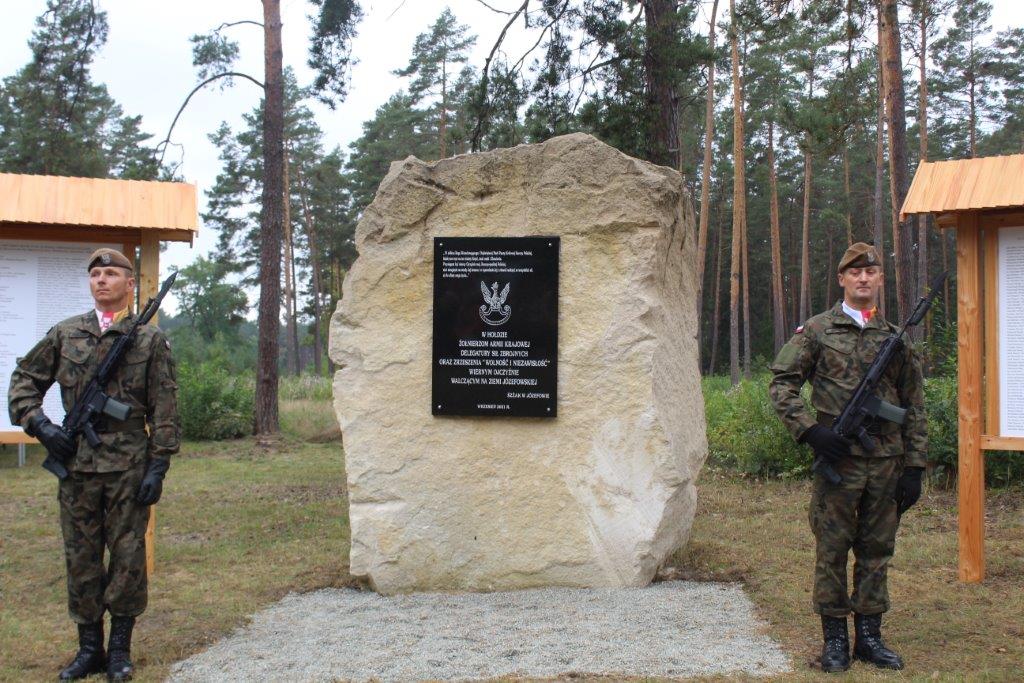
left=901, top=154, right=1024, bottom=583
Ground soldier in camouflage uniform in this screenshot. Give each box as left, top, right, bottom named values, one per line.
left=768, top=243, right=926, bottom=673
left=8, top=248, right=180, bottom=682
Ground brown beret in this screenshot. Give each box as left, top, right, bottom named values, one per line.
left=87, top=248, right=133, bottom=272
left=838, top=242, right=881, bottom=273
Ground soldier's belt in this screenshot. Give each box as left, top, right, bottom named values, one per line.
left=93, top=417, right=147, bottom=434
left=816, top=411, right=889, bottom=437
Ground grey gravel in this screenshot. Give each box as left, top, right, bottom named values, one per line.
left=167, top=581, right=791, bottom=682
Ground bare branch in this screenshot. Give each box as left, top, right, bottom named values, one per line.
left=471, top=1, right=530, bottom=151
left=473, top=0, right=515, bottom=14
left=568, top=4, right=642, bottom=114
left=568, top=1, right=641, bottom=114
left=157, top=71, right=264, bottom=166
left=386, top=1, right=408, bottom=21
left=161, top=141, right=186, bottom=177
left=509, top=0, right=571, bottom=75
left=571, top=57, right=620, bottom=113
left=214, top=20, right=264, bottom=31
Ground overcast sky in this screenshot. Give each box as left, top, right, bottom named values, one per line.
left=0, top=0, right=549, bottom=311
left=1, top=0, right=1022, bottom=312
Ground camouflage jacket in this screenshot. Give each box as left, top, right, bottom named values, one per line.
left=8, top=310, right=181, bottom=473
left=768, top=301, right=927, bottom=468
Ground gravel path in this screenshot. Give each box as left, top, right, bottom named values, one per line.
left=168, top=581, right=791, bottom=682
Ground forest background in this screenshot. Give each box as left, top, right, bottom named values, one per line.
left=1, top=0, right=1022, bottom=457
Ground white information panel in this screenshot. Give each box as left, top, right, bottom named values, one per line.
left=1, top=239, right=120, bottom=434
left=998, top=226, right=1024, bottom=438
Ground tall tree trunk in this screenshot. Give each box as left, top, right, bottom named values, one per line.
left=880, top=0, right=914, bottom=322
left=696, top=0, right=720, bottom=335
left=788, top=191, right=799, bottom=327
left=917, top=2, right=930, bottom=316
left=644, top=0, right=680, bottom=168
left=843, top=0, right=854, bottom=246
left=798, top=54, right=815, bottom=323
left=282, top=145, right=299, bottom=375
left=294, top=162, right=325, bottom=375
left=968, top=18, right=977, bottom=157
left=843, top=147, right=853, bottom=245
left=739, top=32, right=750, bottom=379
left=741, top=207, right=751, bottom=378
left=969, top=77, right=976, bottom=158
left=826, top=227, right=835, bottom=306
left=767, top=119, right=786, bottom=353
left=874, top=49, right=887, bottom=316
left=799, top=144, right=812, bottom=322
left=709, top=204, right=724, bottom=374
left=728, top=0, right=745, bottom=386
left=440, top=58, right=448, bottom=158
left=255, top=0, right=284, bottom=436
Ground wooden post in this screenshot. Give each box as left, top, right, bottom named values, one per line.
left=956, top=212, right=985, bottom=582
left=139, top=233, right=160, bottom=576
left=984, top=226, right=999, bottom=437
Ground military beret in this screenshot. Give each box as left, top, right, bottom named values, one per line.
left=87, top=248, right=133, bottom=272
left=838, top=242, right=881, bottom=273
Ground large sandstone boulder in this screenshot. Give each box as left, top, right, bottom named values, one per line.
left=329, top=133, right=706, bottom=594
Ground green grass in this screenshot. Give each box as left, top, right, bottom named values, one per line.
left=669, top=468, right=1024, bottom=681
left=278, top=374, right=333, bottom=401
left=280, top=398, right=341, bottom=442
left=0, top=401, right=350, bottom=683
left=2, top=399, right=1023, bottom=682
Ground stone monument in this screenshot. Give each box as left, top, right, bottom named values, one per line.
left=329, top=133, right=706, bottom=594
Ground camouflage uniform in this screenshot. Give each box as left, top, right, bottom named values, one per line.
left=768, top=301, right=926, bottom=617
left=8, top=311, right=180, bottom=624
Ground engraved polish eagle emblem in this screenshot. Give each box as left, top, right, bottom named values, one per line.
left=479, top=281, right=512, bottom=326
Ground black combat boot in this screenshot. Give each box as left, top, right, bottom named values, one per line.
left=59, top=621, right=105, bottom=680
left=106, top=616, right=135, bottom=681
left=820, top=615, right=851, bottom=673
left=853, top=613, right=905, bottom=670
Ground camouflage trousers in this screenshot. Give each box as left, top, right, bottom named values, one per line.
left=58, top=465, right=149, bottom=624
left=809, top=455, right=902, bottom=617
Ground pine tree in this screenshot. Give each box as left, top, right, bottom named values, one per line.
left=174, top=257, right=249, bottom=342
left=524, top=11, right=577, bottom=144
left=728, top=0, right=747, bottom=385
left=472, top=58, right=528, bottom=150
left=930, top=0, right=998, bottom=159
left=880, top=0, right=916, bottom=323
left=743, top=5, right=802, bottom=353
left=982, top=27, right=1024, bottom=154
left=344, top=93, right=435, bottom=215
left=696, top=0, right=721, bottom=349
left=393, top=7, right=476, bottom=158
left=0, top=0, right=160, bottom=178
left=203, top=73, right=357, bottom=375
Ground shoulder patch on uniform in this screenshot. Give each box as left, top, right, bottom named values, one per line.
left=795, top=325, right=804, bottom=334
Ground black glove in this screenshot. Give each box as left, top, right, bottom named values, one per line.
left=136, top=458, right=170, bottom=505
left=894, top=467, right=924, bottom=515
left=27, top=413, right=75, bottom=461
left=801, top=424, right=852, bottom=464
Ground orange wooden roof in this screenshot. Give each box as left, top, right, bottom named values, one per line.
left=0, top=173, right=197, bottom=238
left=900, top=154, right=1024, bottom=220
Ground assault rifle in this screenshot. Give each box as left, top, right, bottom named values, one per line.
left=814, top=270, right=947, bottom=486
left=42, top=272, right=177, bottom=480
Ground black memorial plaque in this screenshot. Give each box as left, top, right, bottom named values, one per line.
left=432, top=236, right=559, bottom=417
